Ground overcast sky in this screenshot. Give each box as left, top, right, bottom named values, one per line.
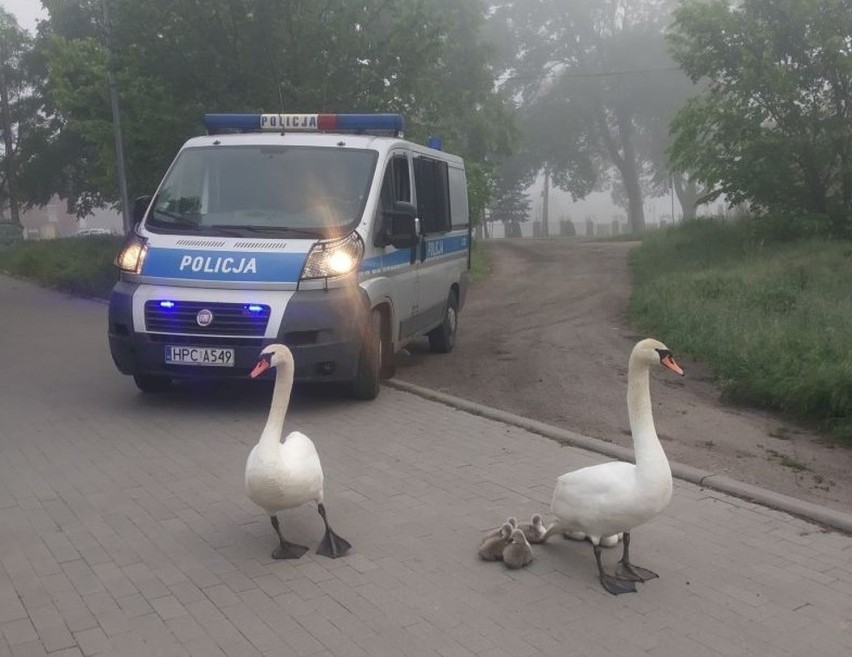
left=2, top=0, right=47, bottom=33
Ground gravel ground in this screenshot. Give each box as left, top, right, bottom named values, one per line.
left=394, top=237, right=852, bottom=515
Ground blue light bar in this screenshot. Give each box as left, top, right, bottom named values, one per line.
left=245, top=304, right=264, bottom=313
left=159, top=300, right=175, bottom=309
left=427, top=136, right=443, bottom=151
left=203, top=114, right=261, bottom=132
left=203, top=113, right=405, bottom=136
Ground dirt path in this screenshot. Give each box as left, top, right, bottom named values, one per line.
left=395, top=238, right=852, bottom=515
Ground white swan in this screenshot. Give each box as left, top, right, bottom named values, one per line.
left=245, top=344, right=351, bottom=559
left=543, top=338, right=683, bottom=595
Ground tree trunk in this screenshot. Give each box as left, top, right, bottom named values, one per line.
left=673, top=175, right=699, bottom=220
left=622, top=166, right=644, bottom=233
left=0, top=32, right=19, bottom=226
left=599, top=106, right=645, bottom=234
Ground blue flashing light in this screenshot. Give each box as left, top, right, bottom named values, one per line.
left=203, top=114, right=261, bottom=132
left=203, top=112, right=405, bottom=136
left=245, top=304, right=264, bottom=313
left=427, top=136, right=443, bottom=151
left=159, top=300, right=175, bottom=309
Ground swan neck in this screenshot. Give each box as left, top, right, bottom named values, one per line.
left=627, top=357, right=665, bottom=466
left=259, top=363, right=293, bottom=451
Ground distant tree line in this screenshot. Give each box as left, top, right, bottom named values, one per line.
left=488, top=0, right=852, bottom=238
left=0, top=0, right=514, bottom=225
left=0, top=0, right=850, bottom=239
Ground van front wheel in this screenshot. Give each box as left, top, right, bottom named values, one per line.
left=428, top=290, right=458, bottom=353
left=351, top=310, right=382, bottom=400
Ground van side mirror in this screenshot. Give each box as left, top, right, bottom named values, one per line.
left=132, top=195, right=153, bottom=226
left=380, top=201, right=418, bottom=249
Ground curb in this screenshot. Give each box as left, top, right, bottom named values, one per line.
left=387, top=378, right=852, bottom=534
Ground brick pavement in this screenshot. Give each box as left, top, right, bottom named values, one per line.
left=1, top=275, right=851, bottom=657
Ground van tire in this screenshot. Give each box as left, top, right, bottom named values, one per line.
left=379, top=310, right=396, bottom=380
left=428, top=289, right=458, bottom=354
left=351, top=310, right=382, bottom=400
left=133, top=374, right=172, bottom=393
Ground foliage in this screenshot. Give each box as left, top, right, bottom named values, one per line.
left=668, top=0, right=852, bottom=238
left=630, top=217, right=852, bottom=442
left=469, top=236, right=490, bottom=281
left=0, top=234, right=122, bottom=298
left=489, top=183, right=531, bottom=225
left=0, top=222, right=22, bottom=250
left=27, top=0, right=514, bottom=219
left=0, top=9, right=38, bottom=222
left=489, top=0, right=695, bottom=232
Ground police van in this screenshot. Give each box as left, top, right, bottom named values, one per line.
left=108, top=112, right=470, bottom=400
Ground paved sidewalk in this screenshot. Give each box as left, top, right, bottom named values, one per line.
left=1, top=275, right=851, bottom=657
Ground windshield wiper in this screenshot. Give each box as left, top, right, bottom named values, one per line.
left=211, top=225, right=325, bottom=238
left=148, top=211, right=243, bottom=236
left=148, top=209, right=202, bottom=229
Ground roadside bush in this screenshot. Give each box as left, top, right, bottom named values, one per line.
left=630, top=217, right=852, bottom=443
left=0, top=223, right=23, bottom=251
left=0, top=235, right=122, bottom=299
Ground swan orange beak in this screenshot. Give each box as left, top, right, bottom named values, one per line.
left=250, top=357, right=271, bottom=378
left=661, top=354, right=684, bottom=376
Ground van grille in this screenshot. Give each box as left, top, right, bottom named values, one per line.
left=145, top=300, right=270, bottom=336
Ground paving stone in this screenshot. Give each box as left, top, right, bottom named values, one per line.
left=2, top=276, right=852, bottom=657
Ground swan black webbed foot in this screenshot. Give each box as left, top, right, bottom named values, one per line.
left=593, top=542, right=637, bottom=595
left=315, top=503, right=351, bottom=558
left=613, top=532, right=658, bottom=583
left=270, top=515, right=309, bottom=559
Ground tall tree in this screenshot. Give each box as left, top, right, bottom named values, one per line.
left=489, top=181, right=531, bottom=237
left=0, top=10, right=36, bottom=225
left=32, top=0, right=514, bottom=219
left=668, top=0, right=852, bottom=237
left=490, top=0, right=690, bottom=233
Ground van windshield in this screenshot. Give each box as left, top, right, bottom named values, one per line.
left=146, top=145, right=377, bottom=238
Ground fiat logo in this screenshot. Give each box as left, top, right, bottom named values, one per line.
left=196, top=309, right=214, bottom=327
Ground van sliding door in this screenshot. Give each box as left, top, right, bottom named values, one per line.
left=413, top=156, right=453, bottom=332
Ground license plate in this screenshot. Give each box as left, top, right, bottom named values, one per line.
left=165, top=346, right=235, bottom=367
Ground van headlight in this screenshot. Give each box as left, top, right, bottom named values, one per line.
left=114, top=232, right=148, bottom=274
left=300, top=232, right=364, bottom=280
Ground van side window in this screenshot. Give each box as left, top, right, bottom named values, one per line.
left=414, top=157, right=450, bottom=234
left=379, top=154, right=411, bottom=212
left=448, top=166, right=469, bottom=229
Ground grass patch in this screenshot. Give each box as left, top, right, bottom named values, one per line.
left=2, top=233, right=492, bottom=297
left=470, top=237, right=490, bottom=282
left=629, top=218, right=852, bottom=444
left=0, top=235, right=123, bottom=299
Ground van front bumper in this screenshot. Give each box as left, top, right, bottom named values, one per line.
left=108, top=282, right=368, bottom=383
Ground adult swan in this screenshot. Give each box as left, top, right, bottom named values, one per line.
left=544, top=338, right=683, bottom=595
left=245, top=344, right=351, bottom=559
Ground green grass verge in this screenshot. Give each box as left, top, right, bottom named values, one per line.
left=2, top=233, right=491, bottom=297
left=469, top=237, right=490, bottom=281
left=0, top=235, right=123, bottom=299
left=629, top=218, right=852, bottom=443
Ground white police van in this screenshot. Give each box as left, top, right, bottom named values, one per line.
left=108, top=112, right=470, bottom=399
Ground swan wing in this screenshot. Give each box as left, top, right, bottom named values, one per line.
left=550, top=461, right=641, bottom=536
left=553, top=461, right=636, bottom=501
left=280, top=431, right=324, bottom=497
left=245, top=432, right=325, bottom=513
